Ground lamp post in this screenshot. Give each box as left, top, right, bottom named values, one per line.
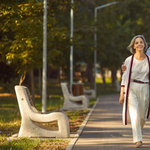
left=94, top=2, right=118, bottom=95
left=70, top=0, right=74, bottom=93
left=42, top=0, right=47, bottom=112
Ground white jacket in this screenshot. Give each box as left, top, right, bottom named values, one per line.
left=121, top=54, right=150, bottom=125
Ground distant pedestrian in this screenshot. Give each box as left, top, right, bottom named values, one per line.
left=119, top=35, right=150, bottom=148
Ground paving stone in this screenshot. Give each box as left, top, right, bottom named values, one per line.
left=72, top=94, right=150, bottom=150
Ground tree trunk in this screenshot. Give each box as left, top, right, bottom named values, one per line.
left=30, top=68, right=35, bottom=105
left=87, top=62, right=93, bottom=88
left=111, top=69, right=117, bottom=85
left=19, top=70, right=26, bottom=85
left=38, top=68, right=42, bottom=98
left=47, top=65, right=52, bottom=80
left=100, top=68, right=105, bottom=84
left=66, top=70, right=70, bottom=83
left=57, top=67, right=61, bottom=84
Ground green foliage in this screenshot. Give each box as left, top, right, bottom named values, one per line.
left=0, top=138, right=39, bottom=150
left=1, top=0, right=150, bottom=83
left=66, top=110, right=89, bottom=120
left=0, top=0, right=70, bottom=75
left=73, top=1, right=95, bottom=63
left=97, top=83, right=119, bottom=95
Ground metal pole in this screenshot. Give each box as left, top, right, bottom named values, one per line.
left=94, top=1, right=118, bottom=95
left=70, top=0, right=74, bottom=93
left=42, top=0, right=47, bottom=113
left=94, top=8, right=97, bottom=95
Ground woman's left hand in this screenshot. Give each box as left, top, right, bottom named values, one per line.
left=119, top=95, right=124, bottom=105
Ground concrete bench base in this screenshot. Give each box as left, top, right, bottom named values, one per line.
left=61, top=83, right=89, bottom=110
left=15, top=86, right=70, bottom=138
left=84, top=89, right=96, bottom=98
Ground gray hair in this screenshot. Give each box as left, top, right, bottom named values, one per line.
left=127, top=35, right=148, bottom=54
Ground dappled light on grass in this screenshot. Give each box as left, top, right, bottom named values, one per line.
left=65, top=110, right=90, bottom=132
left=33, top=139, right=70, bottom=150
left=34, top=121, right=59, bottom=131
left=0, top=120, right=21, bottom=137
left=0, top=95, right=91, bottom=149
left=96, top=83, right=120, bottom=96
left=0, top=82, right=119, bottom=149
left=0, top=138, right=40, bottom=150
left=35, top=96, right=64, bottom=111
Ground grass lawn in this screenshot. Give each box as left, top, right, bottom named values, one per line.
left=0, top=80, right=119, bottom=150
left=0, top=96, right=90, bottom=150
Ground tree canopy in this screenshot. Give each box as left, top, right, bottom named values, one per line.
left=1, top=0, right=150, bottom=84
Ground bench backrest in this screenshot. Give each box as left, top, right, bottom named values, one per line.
left=61, top=83, right=71, bottom=99
left=15, top=86, right=39, bottom=115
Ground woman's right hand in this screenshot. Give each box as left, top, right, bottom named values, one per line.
left=121, top=62, right=127, bottom=73
left=119, top=95, right=124, bottom=105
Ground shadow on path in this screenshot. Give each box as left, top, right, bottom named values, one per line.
left=72, top=94, right=150, bottom=150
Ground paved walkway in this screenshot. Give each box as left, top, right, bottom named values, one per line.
left=72, top=94, right=150, bottom=150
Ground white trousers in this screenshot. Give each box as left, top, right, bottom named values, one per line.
left=128, top=82, right=149, bottom=143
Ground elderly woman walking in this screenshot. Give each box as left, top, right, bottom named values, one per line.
left=119, top=35, right=150, bottom=148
